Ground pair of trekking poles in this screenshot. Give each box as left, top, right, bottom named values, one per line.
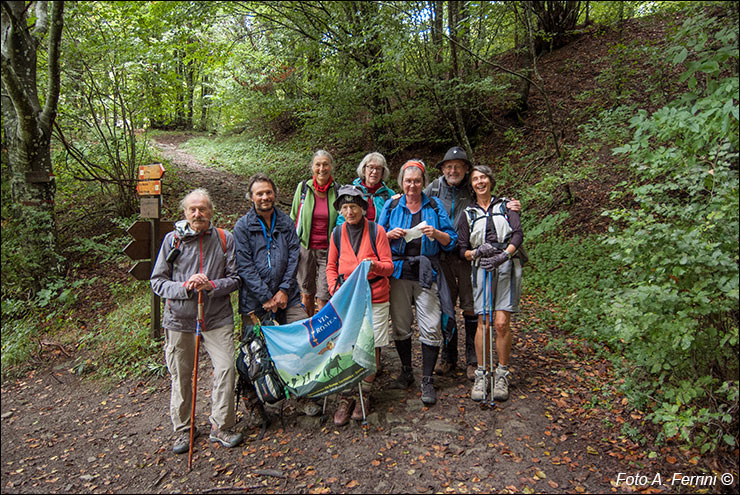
left=481, top=268, right=497, bottom=409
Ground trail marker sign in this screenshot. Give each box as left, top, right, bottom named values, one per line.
left=136, top=180, right=161, bottom=196
left=139, top=163, right=165, bottom=180
left=123, top=163, right=172, bottom=339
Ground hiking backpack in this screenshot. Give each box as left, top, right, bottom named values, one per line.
left=167, top=227, right=228, bottom=265
left=384, top=194, right=441, bottom=218
left=465, top=198, right=529, bottom=266
left=236, top=317, right=287, bottom=405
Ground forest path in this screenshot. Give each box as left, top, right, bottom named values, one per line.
left=153, top=132, right=250, bottom=224
left=1, top=136, right=712, bottom=494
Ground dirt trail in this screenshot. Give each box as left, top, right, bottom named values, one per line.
left=1, top=136, right=729, bottom=494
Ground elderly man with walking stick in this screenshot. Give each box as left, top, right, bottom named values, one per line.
left=151, top=188, right=243, bottom=456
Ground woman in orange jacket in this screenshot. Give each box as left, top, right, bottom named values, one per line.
left=326, top=185, right=394, bottom=426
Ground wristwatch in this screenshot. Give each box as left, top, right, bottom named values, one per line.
left=504, top=251, right=512, bottom=259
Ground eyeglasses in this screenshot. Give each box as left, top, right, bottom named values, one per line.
left=365, top=166, right=383, bottom=173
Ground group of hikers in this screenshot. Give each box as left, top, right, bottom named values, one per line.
left=150, top=146, right=525, bottom=455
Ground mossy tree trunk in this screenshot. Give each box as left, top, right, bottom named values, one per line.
left=1, top=0, right=65, bottom=288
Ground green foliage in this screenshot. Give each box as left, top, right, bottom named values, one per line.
left=180, top=132, right=312, bottom=195
left=65, top=233, right=129, bottom=265
left=71, top=283, right=164, bottom=380
left=520, top=3, right=739, bottom=453
left=1, top=278, right=90, bottom=379
left=1, top=205, right=65, bottom=299
left=1, top=315, right=40, bottom=379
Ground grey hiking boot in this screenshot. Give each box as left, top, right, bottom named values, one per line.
left=173, top=427, right=198, bottom=455
left=420, top=376, right=436, bottom=405
left=493, top=368, right=511, bottom=401
left=209, top=426, right=243, bottom=448
left=471, top=368, right=487, bottom=402
left=390, top=366, right=415, bottom=389
left=466, top=364, right=477, bottom=382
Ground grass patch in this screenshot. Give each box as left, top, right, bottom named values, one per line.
left=71, top=281, right=165, bottom=380
left=181, top=132, right=311, bottom=195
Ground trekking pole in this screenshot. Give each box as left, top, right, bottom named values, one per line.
left=188, top=290, right=204, bottom=471
left=357, top=382, right=368, bottom=426
left=488, top=268, right=497, bottom=408
left=481, top=269, right=488, bottom=404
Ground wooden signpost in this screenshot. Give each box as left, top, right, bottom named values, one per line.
left=123, top=163, right=171, bottom=339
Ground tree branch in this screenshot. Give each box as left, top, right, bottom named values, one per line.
left=439, top=17, right=561, bottom=159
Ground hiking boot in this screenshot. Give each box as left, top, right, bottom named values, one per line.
left=435, top=360, right=453, bottom=376
left=333, top=397, right=355, bottom=426
left=172, top=427, right=198, bottom=455
left=209, top=426, right=243, bottom=448
left=420, top=376, right=436, bottom=405
left=493, top=368, right=511, bottom=401
left=352, top=394, right=369, bottom=421
left=471, top=369, right=487, bottom=402
left=390, top=366, right=414, bottom=389
left=300, top=398, right=322, bottom=417
left=466, top=364, right=477, bottom=382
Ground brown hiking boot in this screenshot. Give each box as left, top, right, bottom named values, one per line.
left=333, top=397, right=355, bottom=426
left=351, top=395, right=369, bottom=421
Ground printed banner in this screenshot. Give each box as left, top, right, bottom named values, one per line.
left=261, top=261, right=376, bottom=398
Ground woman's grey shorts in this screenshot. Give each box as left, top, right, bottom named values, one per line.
left=472, top=258, right=522, bottom=314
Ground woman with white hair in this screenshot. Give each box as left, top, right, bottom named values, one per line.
left=336, top=152, right=395, bottom=225
left=290, top=150, right=339, bottom=318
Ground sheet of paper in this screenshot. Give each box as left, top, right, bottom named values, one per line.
left=404, top=221, right=428, bottom=242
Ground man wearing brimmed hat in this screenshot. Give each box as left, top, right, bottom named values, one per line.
left=425, top=146, right=520, bottom=381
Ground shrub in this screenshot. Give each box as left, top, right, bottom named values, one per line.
left=603, top=7, right=739, bottom=451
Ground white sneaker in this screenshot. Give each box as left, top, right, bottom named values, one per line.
left=493, top=368, right=511, bottom=401
left=471, top=369, right=487, bottom=402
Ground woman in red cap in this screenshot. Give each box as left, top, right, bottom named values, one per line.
left=377, top=160, right=458, bottom=407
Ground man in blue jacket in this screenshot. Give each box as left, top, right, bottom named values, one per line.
left=233, top=174, right=321, bottom=417
left=234, top=173, right=306, bottom=324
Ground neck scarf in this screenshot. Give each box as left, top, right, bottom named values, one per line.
left=361, top=180, right=382, bottom=194
left=313, top=176, right=333, bottom=193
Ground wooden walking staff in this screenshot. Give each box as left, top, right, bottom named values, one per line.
left=188, top=290, right=205, bottom=470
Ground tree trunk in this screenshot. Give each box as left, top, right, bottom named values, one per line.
left=430, top=0, right=444, bottom=67
left=447, top=0, right=473, bottom=157
left=1, top=0, right=65, bottom=289
left=342, top=1, right=390, bottom=149
left=174, top=48, right=185, bottom=128
left=185, top=43, right=196, bottom=129
left=530, top=1, right=581, bottom=54
left=509, top=2, right=534, bottom=117
left=200, top=73, right=210, bottom=131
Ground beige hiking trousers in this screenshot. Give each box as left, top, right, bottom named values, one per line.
left=165, top=324, right=236, bottom=433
